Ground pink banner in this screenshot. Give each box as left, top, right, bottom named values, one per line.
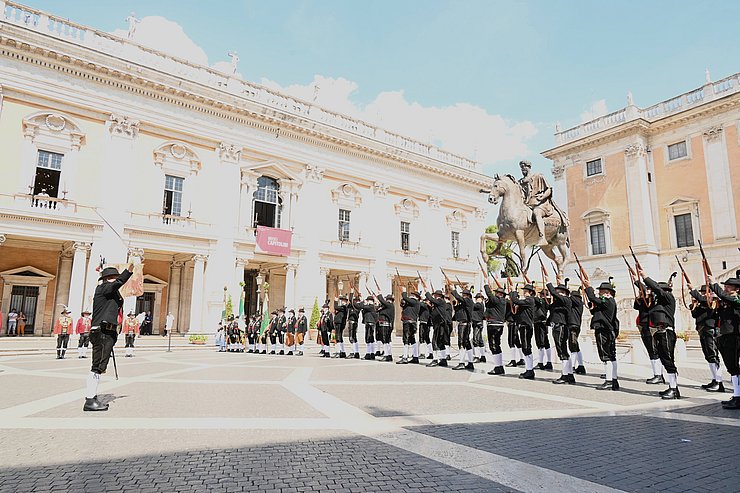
left=256, top=226, right=292, bottom=256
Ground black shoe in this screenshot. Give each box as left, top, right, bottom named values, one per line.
left=287, top=351, right=293, bottom=356
left=479, top=355, right=487, bottom=363
left=611, top=379, right=620, bottom=391
left=574, top=365, right=586, bottom=375
left=721, top=396, right=740, bottom=409
left=706, top=381, right=726, bottom=393
left=646, top=375, right=665, bottom=385
left=269, top=351, right=276, bottom=355
left=488, top=366, right=505, bottom=375
left=473, top=357, right=481, bottom=363
left=410, top=357, right=420, bottom=364
left=279, top=350, right=284, bottom=355
left=339, top=352, right=347, bottom=359
left=566, top=374, right=577, bottom=385
left=595, top=380, right=612, bottom=390
left=517, top=359, right=525, bottom=367
left=297, top=351, right=304, bottom=356
left=452, top=363, right=467, bottom=370
left=438, top=359, right=448, bottom=368
left=659, top=387, right=672, bottom=396
left=364, top=354, right=374, bottom=360
left=260, top=350, right=266, bottom=354
left=446, top=355, right=451, bottom=361
left=427, top=354, right=434, bottom=359
left=354, top=353, right=360, bottom=359
left=465, top=362, right=475, bottom=371
left=383, top=355, right=393, bottom=362
left=83, top=397, right=108, bottom=412
left=427, top=360, right=440, bottom=367
left=543, top=362, right=553, bottom=370
left=396, top=357, right=409, bottom=365
left=322, top=353, right=330, bottom=358
left=247, top=349, right=253, bottom=353
left=552, top=375, right=568, bottom=384
left=519, top=369, right=535, bottom=380
left=319, top=349, right=325, bottom=355
left=505, top=360, right=518, bottom=367
left=375, top=351, right=382, bottom=357
left=661, top=387, right=681, bottom=400
left=600, top=374, right=606, bottom=379
left=535, top=363, right=545, bottom=370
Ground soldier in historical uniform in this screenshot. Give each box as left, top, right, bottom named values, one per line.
left=375, top=292, right=395, bottom=362
left=53, top=307, right=74, bottom=359
left=483, top=284, right=507, bottom=375
left=84, top=263, right=133, bottom=412
left=471, top=292, right=486, bottom=363
left=709, top=272, right=740, bottom=409
left=510, top=284, right=537, bottom=379
left=518, top=160, right=568, bottom=247
left=505, top=300, right=523, bottom=367
left=317, top=303, right=333, bottom=358
left=346, top=293, right=361, bottom=359
left=398, top=287, right=421, bottom=364
left=548, top=279, right=574, bottom=384
left=333, top=296, right=348, bottom=358
left=76, top=309, right=92, bottom=358
left=285, top=309, right=297, bottom=355
left=451, top=287, right=475, bottom=371
left=533, top=286, right=552, bottom=370
left=425, top=289, right=451, bottom=368
left=276, top=308, right=287, bottom=355
left=634, top=282, right=664, bottom=384
left=569, top=287, right=586, bottom=375
left=295, top=308, right=308, bottom=356
left=418, top=294, right=433, bottom=359
left=122, top=311, right=139, bottom=357
left=688, top=283, right=724, bottom=392
left=637, top=266, right=680, bottom=399
left=354, top=295, right=377, bottom=360
left=268, top=311, right=279, bottom=355
left=584, top=279, right=620, bottom=391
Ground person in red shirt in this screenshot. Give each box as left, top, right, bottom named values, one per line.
left=53, top=308, right=74, bottom=359
left=76, top=309, right=92, bottom=358
left=122, top=311, right=140, bottom=357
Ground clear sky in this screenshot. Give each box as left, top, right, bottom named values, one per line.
left=21, top=0, right=740, bottom=176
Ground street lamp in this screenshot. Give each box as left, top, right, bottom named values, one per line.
left=337, top=279, right=344, bottom=294
left=256, top=272, right=264, bottom=314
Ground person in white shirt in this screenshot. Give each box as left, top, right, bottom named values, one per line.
left=7, top=308, right=18, bottom=336
left=164, top=312, right=175, bottom=336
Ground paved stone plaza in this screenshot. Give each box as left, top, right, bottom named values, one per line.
left=1, top=339, right=738, bottom=493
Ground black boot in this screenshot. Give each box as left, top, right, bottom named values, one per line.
left=646, top=375, right=665, bottom=385
left=701, top=379, right=717, bottom=389
left=339, top=352, right=347, bottom=359
left=566, top=374, right=577, bottom=385
left=410, top=357, right=420, bottom=364
left=595, top=380, right=612, bottom=390
left=661, top=387, right=681, bottom=400
left=287, top=351, right=293, bottom=356
left=552, top=375, right=568, bottom=384
left=383, top=355, right=393, bottom=362
left=375, top=351, right=382, bottom=357
left=322, top=353, right=330, bottom=358
left=465, top=362, right=475, bottom=371
left=488, top=366, right=505, bottom=375
left=519, top=369, right=535, bottom=380
left=354, top=353, right=360, bottom=359
left=535, top=363, right=545, bottom=370
left=83, top=397, right=108, bottom=412
left=721, top=396, right=740, bottom=409
left=438, top=359, right=448, bottom=367
left=574, top=365, right=586, bottom=375
left=473, top=357, right=481, bottom=363
left=517, top=359, right=525, bottom=367
left=611, top=379, right=620, bottom=391
left=363, top=353, right=374, bottom=360
left=427, top=360, right=440, bottom=367
left=451, top=363, right=467, bottom=370
left=543, top=362, right=553, bottom=370
left=279, top=350, right=284, bottom=355
left=705, top=381, right=726, bottom=392
left=505, top=360, right=518, bottom=367
left=427, top=353, right=434, bottom=359
left=396, top=357, right=409, bottom=365
left=479, top=355, right=487, bottom=363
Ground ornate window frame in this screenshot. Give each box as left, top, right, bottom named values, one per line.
left=581, top=208, right=611, bottom=256
left=664, top=137, right=692, bottom=165
left=664, top=197, right=700, bottom=249
left=583, top=156, right=605, bottom=179
left=330, top=183, right=363, bottom=209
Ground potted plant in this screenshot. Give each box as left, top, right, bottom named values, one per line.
left=188, top=334, right=207, bottom=345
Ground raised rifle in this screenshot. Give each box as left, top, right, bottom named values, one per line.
left=440, top=267, right=454, bottom=288
left=373, top=275, right=382, bottom=294
left=537, top=253, right=552, bottom=302
left=417, top=270, right=428, bottom=292
left=455, top=275, right=464, bottom=290
left=698, top=240, right=717, bottom=309
left=675, top=255, right=691, bottom=309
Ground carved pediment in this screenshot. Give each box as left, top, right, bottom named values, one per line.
left=153, top=141, right=202, bottom=176
left=394, top=198, right=420, bottom=219
left=22, top=111, right=86, bottom=150
left=445, top=209, right=468, bottom=228
left=331, top=183, right=363, bottom=207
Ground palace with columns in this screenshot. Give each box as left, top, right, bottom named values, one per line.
left=0, top=1, right=492, bottom=335
left=543, top=72, right=740, bottom=333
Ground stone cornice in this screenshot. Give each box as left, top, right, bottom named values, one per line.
left=0, top=21, right=493, bottom=189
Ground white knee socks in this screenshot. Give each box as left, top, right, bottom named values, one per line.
left=85, top=372, right=99, bottom=399
left=611, top=361, right=618, bottom=379
left=650, top=359, right=662, bottom=376
left=538, top=348, right=545, bottom=364
left=668, top=373, right=678, bottom=388
left=545, top=348, right=552, bottom=363
left=605, top=363, right=613, bottom=381
left=493, top=352, right=503, bottom=367
left=524, top=354, right=533, bottom=370
left=466, top=349, right=474, bottom=363
left=732, top=375, right=740, bottom=397
left=412, top=343, right=419, bottom=358
left=562, top=359, right=572, bottom=375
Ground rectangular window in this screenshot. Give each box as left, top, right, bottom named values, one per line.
left=589, top=223, right=606, bottom=255
left=163, top=175, right=184, bottom=217
left=33, top=150, right=63, bottom=198
left=451, top=231, right=460, bottom=258
left=401, top=221, right=410, bottom=251
left=674, top=213, right=695, bottom=248
left=667, top=141, right=688, bottom=160
left=586, top=158, right=603, bottom=177
left=338, top=209, right=351, bottom=241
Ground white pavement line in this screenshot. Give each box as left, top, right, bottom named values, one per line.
left=644, top=411, right=740, bottom=428
left=373, top=429, right=628, bottom=493
left=0, top=417, right=338, bottom=430
left=0, top=365, right=210, bottom=419
left=384, top=408, right=592, bottom=427
left=464, top=382, right=618, bottom=410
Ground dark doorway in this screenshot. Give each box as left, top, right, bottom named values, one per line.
left=136, top=292, right=155, bottom=333
left=10, top=286, right=39, bottom=334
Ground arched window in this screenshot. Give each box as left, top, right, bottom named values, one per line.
left=253, top=176, right=282, bottom=228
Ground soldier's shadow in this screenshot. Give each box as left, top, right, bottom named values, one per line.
left=98, top=393, right=128, bottom=405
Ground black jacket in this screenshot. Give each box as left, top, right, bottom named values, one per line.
left=546, top=283, right=571, bottom=326
left=472, top=301, right=485, bottom=323
left=585, top=287, right=617, bottom=331
left=711, top=283, right=740, bottom=335
left=296, top=315, right=308, bottom=333
left=353, top=300, right=378, bottom=325
left=533, top=296, right=547, bottom=324
left=376, top=295, right=395, bottom=324
left=333, top=301, right=347, bottom=330
left=317, top=312, right=334, bottom=332
left=644, top=277, right=675, bottom=328
left=418, top=302, right=431, bottom=324
left=400, top=293, right=420, bottom=322
left=689, top=289, right=716, bottom=329
left=347, top=295, right=360, bottom=322
left=425, top=292, right=452, bottom=325
left=483, top=285, right=506, bottom=323
left=451, top=290, right=473, bottom=323
left=568, top=292, right=584, bottom=328
left=633, top=297, right=651, bottom=328
left=92, top=269, right=133, bottom=327
left=510, top=291, right=535, bottom=327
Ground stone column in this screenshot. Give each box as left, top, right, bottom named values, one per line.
left=233, top=257, right=248, bottom=316
left=167, top=260, right=184, bottom=333
left=623, top=142, right=658, bottom=258
left=67, top=242, right=91, bottom=316
left=702, top=126, right=737, bottom=241
left=52, top=246, right=75, bottom=330
left=284, top=263, right=297, bottom=309
left=189, top=254, right=208, bottom=332
left=319, top=267, right=329, bottom=305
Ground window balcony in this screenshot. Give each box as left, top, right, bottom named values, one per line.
left=128, top=211, right=211, bottom=233
left=11, top=193, right=78, bottom=213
